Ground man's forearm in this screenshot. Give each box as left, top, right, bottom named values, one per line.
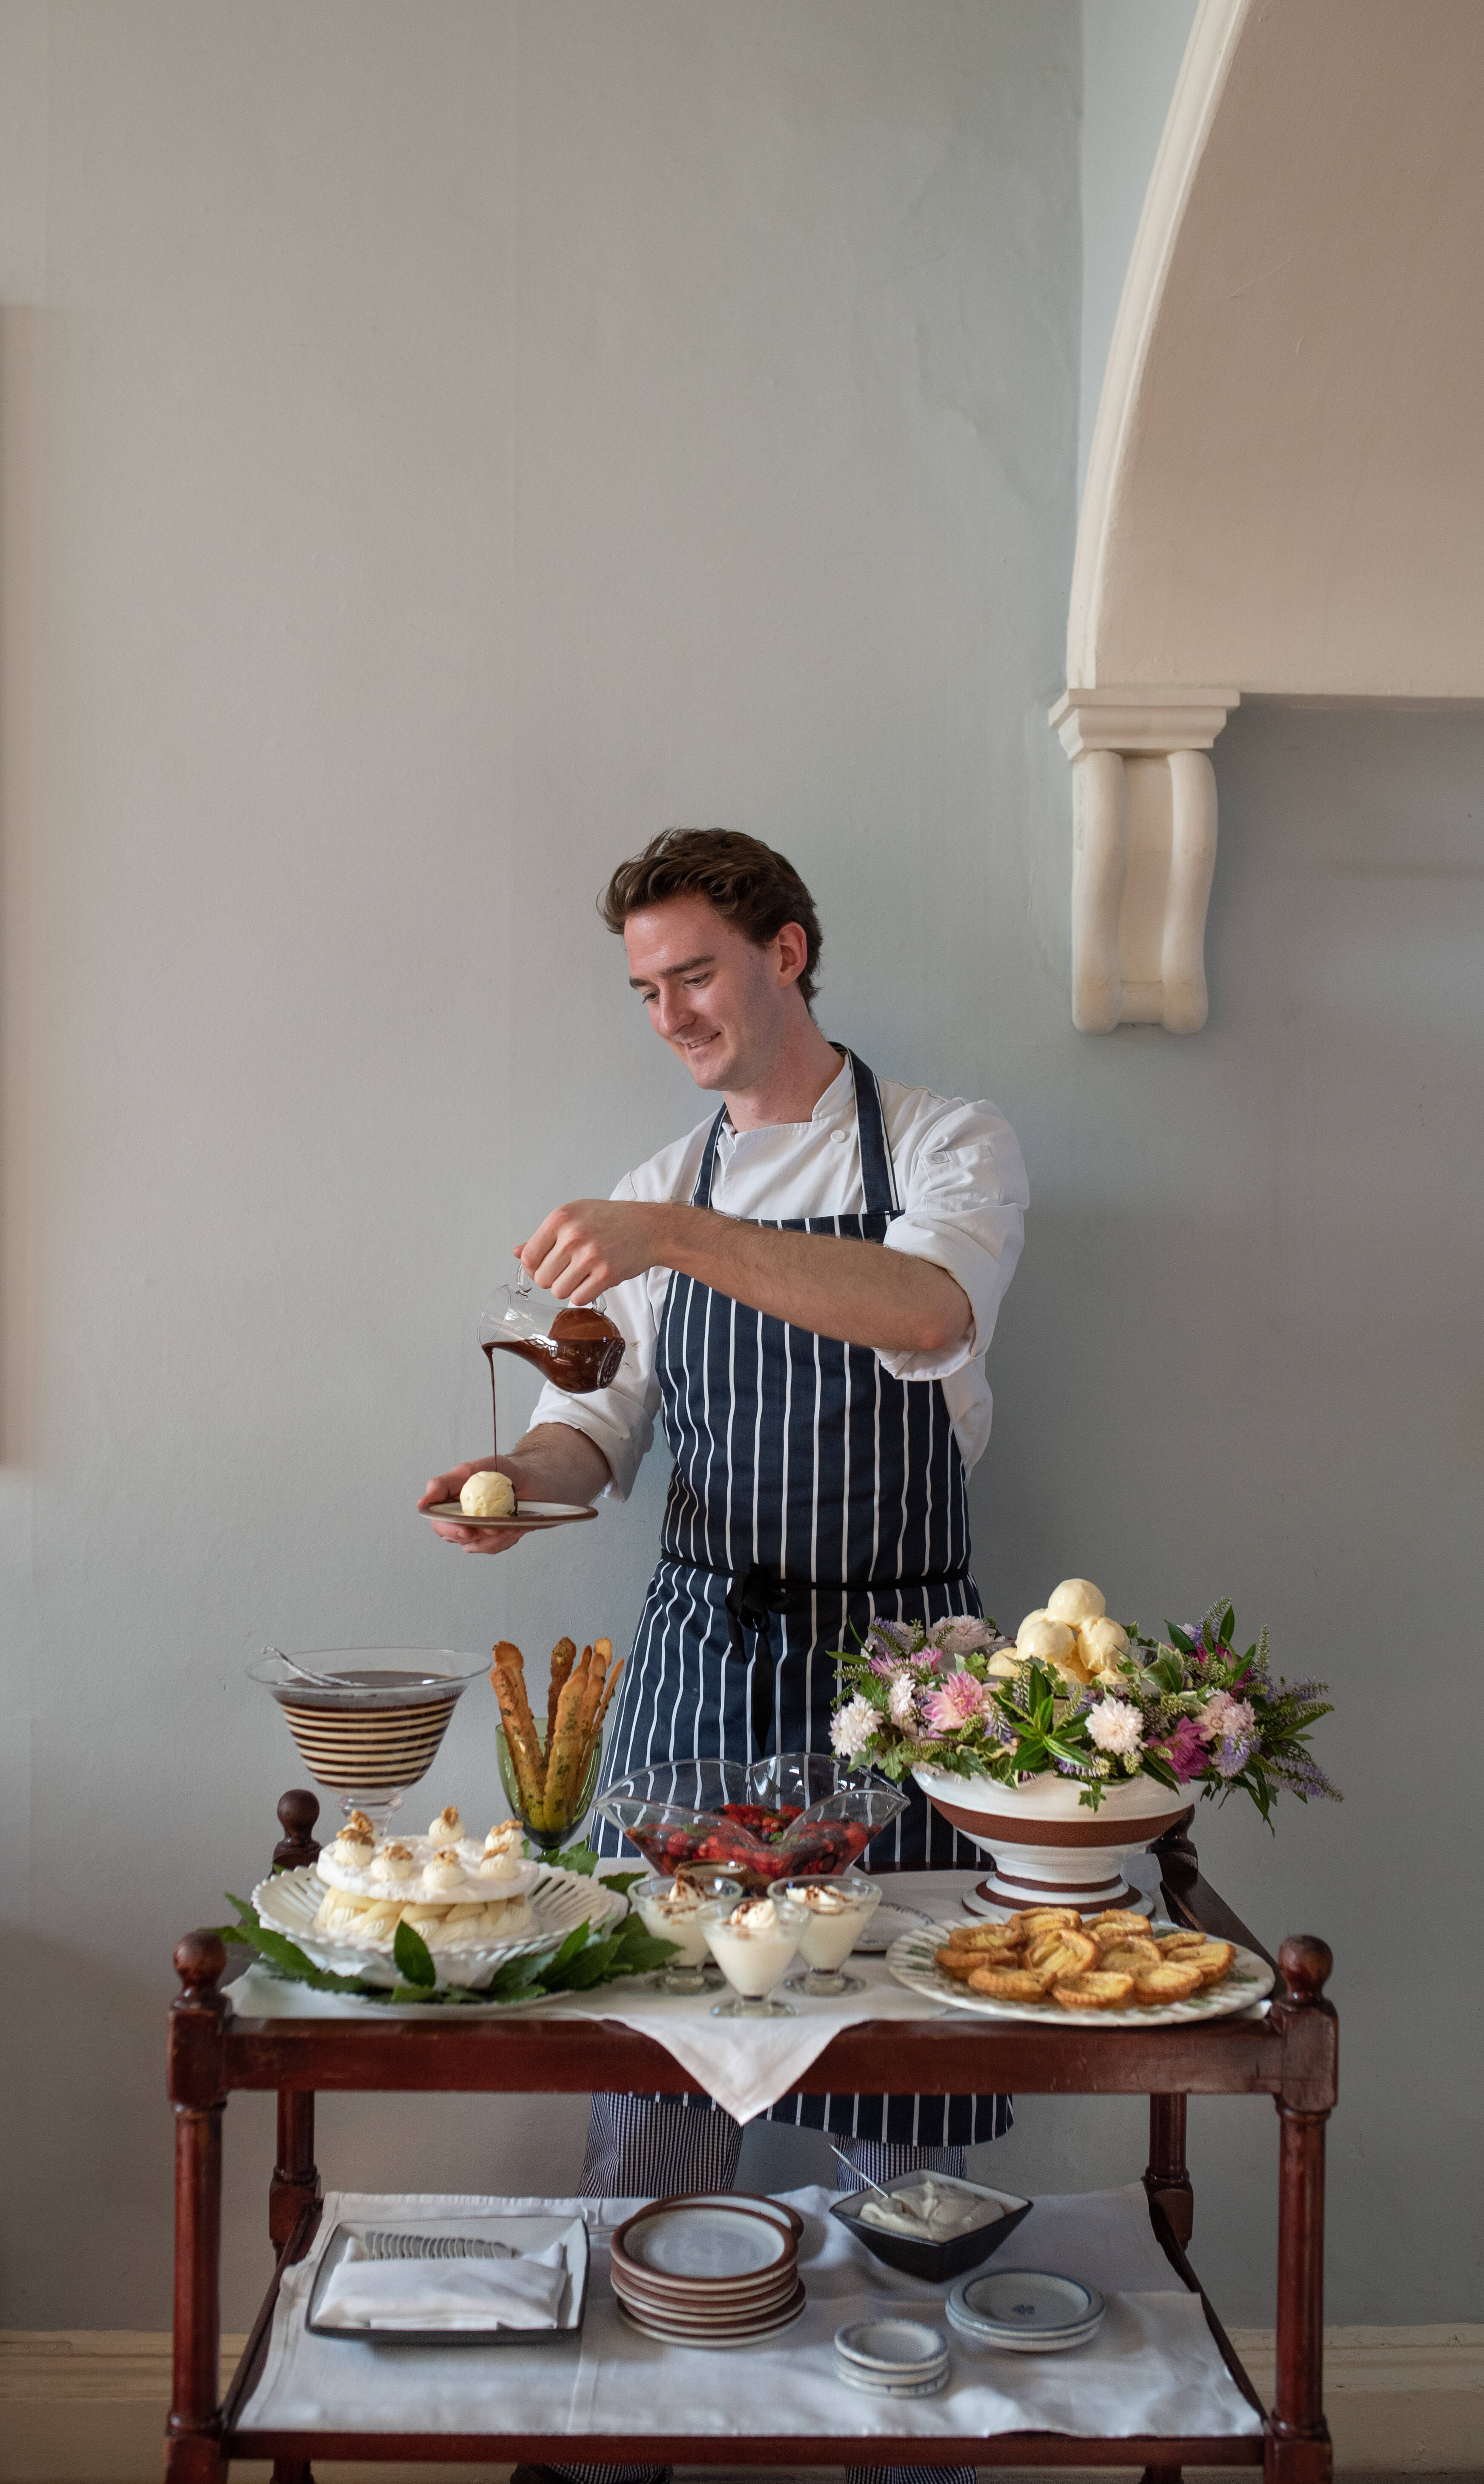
left=655, top=1205, right=970, bottom=1354
left=508, top=1424, right=614, bottom=1504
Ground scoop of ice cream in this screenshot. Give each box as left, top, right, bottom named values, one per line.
left=1047, top=1578, right=1106, bottom=1627
left=459, top=1470, right=516, bottom=1519
left=727, top=1897, right=781, bottom=1936
left=1078, top=1615, right=1130, bottom=1677
left=1016, top=1613, right=1079, bottom=1672
left=422, top=1849, right=465, bottom=1892
left=369, top=1842, right=418, bottom=1883
left=986, top=1651, right=1022, bottom=1679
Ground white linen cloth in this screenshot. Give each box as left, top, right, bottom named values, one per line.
left=529, top=1055, right=1028, bottom=1491
left=224, top=1872, right=990, bottom=2122
left=224, top=1865, right=1224, bottom=2125
left=314, top=2231, right=577, bottom=2332
left=237, top=2183, right=1263, bottom=2444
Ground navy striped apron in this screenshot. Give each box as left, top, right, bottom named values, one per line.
left=597, top=1052, right=1011, bottom=2146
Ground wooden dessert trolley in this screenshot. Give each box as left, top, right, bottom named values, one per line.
left=166, top=1795, right=1337, bottom=2484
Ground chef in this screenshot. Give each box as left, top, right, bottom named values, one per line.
left=421, top=827, right=1027, bottom=2221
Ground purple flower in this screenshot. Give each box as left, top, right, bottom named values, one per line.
left=1214, top=1731, right=1257, bottom=1780
left=924, top=1672, right=988, bottom=1732
left=1157, top=1716, right=1210, bottom=1783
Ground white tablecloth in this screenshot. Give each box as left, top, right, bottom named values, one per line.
left=228, top=1870, right=1002, bottom=2122
left=236, top=2182, right=1263, bottom=2444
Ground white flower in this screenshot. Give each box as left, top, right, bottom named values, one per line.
left=1199, top=1690, right=1256, bottom=1742
left=1085, top=1696, right=1144, bottom=1757
left=934, top=1618, right=998, bottom=1656
left=830, top=1695, right=879, bottom=1760
left=887, top=1677, right=918, bottom=1728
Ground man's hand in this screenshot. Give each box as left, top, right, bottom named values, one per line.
left=418, top=1426, right=614, bottom=1553
left=517, top=1201, right=971, bottom=1357
left=418, top=1458, right=527, bottom=1553
left=519, top=1199, right=673, bottom=1303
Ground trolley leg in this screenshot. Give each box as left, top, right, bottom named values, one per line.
left=270, top=2090, right=321, bottom=2260
left=166, top=1935, right=229, bottom=2484
left=1265, top=1937, right=1336, bottom=2484
left=1145, top=2093, right=1193, bottom=2247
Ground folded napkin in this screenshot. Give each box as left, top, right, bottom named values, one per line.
left=315, top=2226, right=577, bottom=2331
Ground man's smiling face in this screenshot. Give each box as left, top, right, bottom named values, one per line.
left=623, top=893, right=801, bottom=1095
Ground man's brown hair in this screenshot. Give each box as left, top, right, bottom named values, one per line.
left=599, top=828, right=823, bottom=1007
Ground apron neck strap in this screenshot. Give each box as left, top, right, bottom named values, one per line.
left=688, top=1049, right=900, bottom=1214
left=848, top=1050, right=900, bottom=1213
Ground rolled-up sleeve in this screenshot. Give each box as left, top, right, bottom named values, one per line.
left=528, top=1177, right=663, bottom=1500
left=878, top=1096, right=1028, bottom=1383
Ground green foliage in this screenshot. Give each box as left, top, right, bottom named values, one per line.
left=212, top=1891, right=678, bottom=2010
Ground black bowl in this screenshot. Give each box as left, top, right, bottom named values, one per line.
left=831, top=2175, right=1033, bottom=2283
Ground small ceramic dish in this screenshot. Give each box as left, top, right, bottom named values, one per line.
left=945, top=2268, right=1105, bottom=2352
left=834, top=2317, right=949, bottom=2375
left=831, top=2174, right=1033, bottom=2283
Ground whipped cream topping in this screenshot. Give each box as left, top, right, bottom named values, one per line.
left=856, top=2179, right=1004, bottom=2240
left=422, top=1848, right=465, bottom=1892
left=795, top=1883, right=851, bottom=1913
left=369, top=1842, right=418, bottom=1883
left=329, top=1829, right=374, bottom=1868
left=726, top=1896, right=782, bottom=1937
left=647, top=1880, right=705, bottom=1919
left=427, top=1806, right=464, bottom=1844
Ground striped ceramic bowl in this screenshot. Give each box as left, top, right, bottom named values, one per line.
left=248, top=1649, right=489, bottom=1819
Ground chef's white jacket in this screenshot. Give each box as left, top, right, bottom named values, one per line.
left=530, top=1052, right=1027, bottom=1498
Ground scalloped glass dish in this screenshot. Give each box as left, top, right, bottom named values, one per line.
left=595, top=1755, right=905, bottom=1889
left=253, top=1860, right=627, bottom=1988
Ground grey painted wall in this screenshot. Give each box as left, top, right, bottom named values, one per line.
left=1079, top=0, right=1197, bottom=499
left=0, top=0, right=1477, bottom=2345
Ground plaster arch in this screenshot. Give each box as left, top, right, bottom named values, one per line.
left=1053, top=0, right=1484, bottom=1031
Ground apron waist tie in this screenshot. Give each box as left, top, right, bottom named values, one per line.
left=664, top=1553, right=973, bottom=1663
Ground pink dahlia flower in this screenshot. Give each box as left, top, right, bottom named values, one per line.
left=1158, top=1715, right=1210, bottom=1782
left=923, top=1670, right=989, bottom=1732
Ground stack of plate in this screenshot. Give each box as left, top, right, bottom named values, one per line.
left=946, top=2268, right=1105, bottom=2353
left=609, top=2196, right=804, bottom=2346
left=833, top=2318, right=950, bottom=2398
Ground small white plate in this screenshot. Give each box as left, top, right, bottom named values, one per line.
left=613, top=2284, right=807, bottom=2348
left=850, top=1900, right=934, bottom=1955
left=623, top=2203, right=790, bottom=2280
left=835, top=2317, right=949, bottom=2374
left=426, top=1499, right=596, bottom=1532
left=835, top=2362, right=949, bottom=2398
left=947, top=2268, right=1104, bottom=2350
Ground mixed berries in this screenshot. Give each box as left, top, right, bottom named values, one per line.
left=633, top=1800, right=872, bottom=1888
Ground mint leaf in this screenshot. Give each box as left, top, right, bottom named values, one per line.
left=393, top=1919, right=437, bottom=1989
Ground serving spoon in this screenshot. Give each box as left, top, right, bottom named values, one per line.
left=830, top=2145, right=930, bottom=2224
left=262, top=1644, right=342, bottom=1691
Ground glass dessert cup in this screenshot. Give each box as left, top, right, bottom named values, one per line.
left=595, top=1755, right=907, bottom=1890
left=247, top=1650, right=489, bottom=1827
left=779, top=1869, right=881, bottom=1995
left=633, top=1871, right=745, bottom=1993
left=496, top=1726, right=603, bottom=1856
left=700, top=1890, right=805, bottom=2018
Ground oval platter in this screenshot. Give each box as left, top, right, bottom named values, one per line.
left=885, top=1921, right=1274, bottom=2028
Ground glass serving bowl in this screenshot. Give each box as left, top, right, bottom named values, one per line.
left=247, top=1649, right=489, bottom=1827
left=594, top=1755, right=907, bottom=1890
left=496, top=1724, right=603, bottom=1855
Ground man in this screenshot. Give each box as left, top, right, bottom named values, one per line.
left=421, top=826, right=1027, bottom=2250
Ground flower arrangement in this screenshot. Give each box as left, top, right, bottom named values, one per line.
left=829, top=1581, right=1338, bottom=1821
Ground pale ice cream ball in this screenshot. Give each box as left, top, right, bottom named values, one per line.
left=460, top=1470, right=516, bottom=1519
left=985, top=1651, right=1022, bottom=1679
left=1046, top=1578, right=1106, bottom=1627
left=1016, top=1613, right=1077, bottom=1668
left=1078, top=1615, right=1130, bottom=1676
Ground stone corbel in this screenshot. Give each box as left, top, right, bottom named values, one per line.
left=1048, top=687, right=1238, bottom=1034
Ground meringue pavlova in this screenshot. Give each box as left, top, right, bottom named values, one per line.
left=312, top=1808, right=537, bottom=1951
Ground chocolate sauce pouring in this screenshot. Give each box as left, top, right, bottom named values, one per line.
left=477, top=1275, right=626, bottom=1455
